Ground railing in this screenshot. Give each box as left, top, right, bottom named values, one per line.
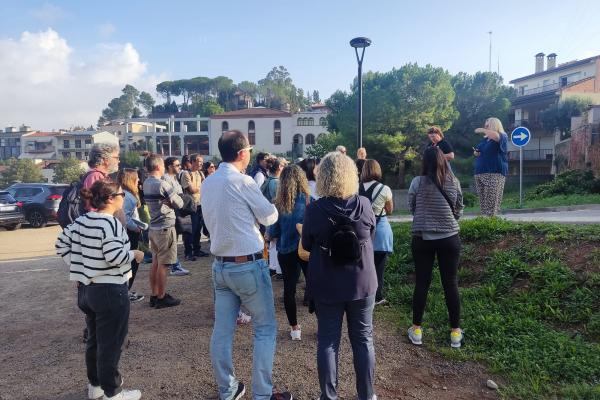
left=508, top=149, right=554, bottom=161
left=517, top=82, right=560, bottom=97
left=26, top=146, right=55, bottom=153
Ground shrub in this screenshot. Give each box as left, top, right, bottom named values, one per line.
left=462, top=191, right=477, bottom=207
left=526, top=170, right=600, bottom=200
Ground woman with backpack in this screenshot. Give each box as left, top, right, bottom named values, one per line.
left=301, top=151, right=378, bottom=400
left=56, top=179, right=144, bottom=400
left=262, top=157, right=287, bottom=278
left=266, top=164, right=310, bottom=341
left=407, top=146, right=464, bottom=348
left=118, top=168, right=145, bottom=303
left=360, top=159, right=394, bottom=306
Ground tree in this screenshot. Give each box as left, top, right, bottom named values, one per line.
left=446, top=72, right=515, bottom=156
left=98, top=85, right=156, bottom=124
left=258, top=66, right=308, bottom=111
left=138, top=91, right=155, bottom=115
left=187, top=99, right=225, bottom=117
left=541, top=97, right=591, bottom=138
left=327, top=63, right=458, bottom=187
left=312, top=90, right=321, bottom=104
left=119, top=151, right=143, bottom=169
left=305, top=132, right=344, bottom=159
left=53, top=158, right=85, bottom=184
left=0, top=159, right=44, bottom=187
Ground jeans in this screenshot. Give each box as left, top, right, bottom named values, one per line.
left=278, top=251, right=303, bottom=326
left=191, top=207, right=204, bottom=254
left=210, top=258, right=277, bottom=400
left=315, top=295, right=376, bottom=400
left=411, top=234, right=461, bottom=328
left=77, top=283, right=130, bottom=397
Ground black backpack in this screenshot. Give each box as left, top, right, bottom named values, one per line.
left=57, top=170, right=105, bottom=228
left=359, top=182, right=385, bottom=223
left=316, top=200, right=361, bottom=265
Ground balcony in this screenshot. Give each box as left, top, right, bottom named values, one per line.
left=508, top=149, right=554, bottom=161
left=25, top=146, right=55, bottom=154
left=517, top=82, right=560, bottom=97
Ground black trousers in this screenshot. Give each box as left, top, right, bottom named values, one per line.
left=373, top=252, right=389, bottom=302
left=278, top=251, right=306, bottom=327
left=77, top=283, right=130, bottom=397
left=411, top=234, right=461, bottom=328
left=127, top=230, right=140, bottom=290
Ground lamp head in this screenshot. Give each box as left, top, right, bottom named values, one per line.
left=350, top=37, right=372, bottom=48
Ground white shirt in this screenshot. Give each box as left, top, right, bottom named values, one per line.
left=201, top=162, right=278, bottom=257
left=253, top=170, right=266, bottom=187
left=362, top=180, right=393, bottom=216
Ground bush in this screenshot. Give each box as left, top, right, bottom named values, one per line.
left=462, top=191, right=477, bottom=207
left=526, top=170, right=600, bottom=200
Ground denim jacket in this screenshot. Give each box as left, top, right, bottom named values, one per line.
left=268, top=193, right=307, bottom=254
left=123, top=190, right=140, bottom=232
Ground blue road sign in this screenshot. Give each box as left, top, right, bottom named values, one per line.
left=511, top=126, right=531, bottom=147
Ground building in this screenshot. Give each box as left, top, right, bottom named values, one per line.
left=0, top=125, right=34, bottom=160
left=555, top=105, right=600, bottom=175
left=19, top=130, right=119, bottom=161
left=123, top=105, right=331, bottom=159
left=508, top=52, right=600, bottom=178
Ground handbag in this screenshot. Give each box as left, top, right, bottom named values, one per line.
left=296, top=223, right=310, bottom=262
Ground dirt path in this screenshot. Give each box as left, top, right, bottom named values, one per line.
left=0, top=227, right=500, bottom=399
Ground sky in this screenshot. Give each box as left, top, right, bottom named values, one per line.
left=1, top=0, right=599, bottom=130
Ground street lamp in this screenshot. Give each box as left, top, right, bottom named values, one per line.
left=350, top=36, right=371, bottom=149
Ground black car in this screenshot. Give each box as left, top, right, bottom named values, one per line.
left=0, top=191, right=25, bottom=230
left=7, top=183, right=69, bottom=228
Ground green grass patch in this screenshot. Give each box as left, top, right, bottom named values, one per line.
left=383, top=219, right=600, bottom=399
left=463, top=192, right=600, bottom=213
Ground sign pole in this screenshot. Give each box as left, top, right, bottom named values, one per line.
left=519, top=146, right=523, bottom=208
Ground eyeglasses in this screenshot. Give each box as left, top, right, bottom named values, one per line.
left=238, top=146, right=254, bottom=154
left=110, top=192, right=126, bottom=198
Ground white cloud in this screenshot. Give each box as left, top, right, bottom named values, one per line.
left=0, top=29, right=162, bottom=130
left=29, top=3, right=66, bottom=23
left=98, top=22, right=116, bottom=38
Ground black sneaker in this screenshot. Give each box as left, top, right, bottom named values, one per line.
left=194, top=250, right=210, bottom=257
left=270, top=392, right=292, bottom=400
left=149, top=296, right=157, bottom=308
left=155, top=293, right=181, bottom=309
left=184, top=254, right=197, bottom=261
left=233, top=382, right=245, bottom=400
left=83, top=327, right=88, bottom=343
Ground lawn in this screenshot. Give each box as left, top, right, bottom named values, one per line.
left=462, top=191, right=600, bottom=213
left=384, top=219, right=600, bottom=399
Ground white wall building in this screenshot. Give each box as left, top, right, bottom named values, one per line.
left=20, top=130, right=119, bottom=161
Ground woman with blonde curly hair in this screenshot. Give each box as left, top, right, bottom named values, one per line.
left=301, top=151, right=378, bottom=400
left=266, top=164, right=310, bottom=341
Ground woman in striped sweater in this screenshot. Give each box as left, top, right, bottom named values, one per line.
left=56, top=180, right=144, bottom=400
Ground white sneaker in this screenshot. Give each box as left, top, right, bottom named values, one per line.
left=88, top=384, right=104, bottom=399
left=407, top=326, right=423, bottom=345
left=290, top=327, right=301, bottom=341
left=450, top=329, right=464, bottom=348
left=103, top=389, right=141, bottom=400
left=236, top=311, right=252, bottom=325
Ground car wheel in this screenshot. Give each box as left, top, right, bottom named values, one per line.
left=5, top=223, right=22, bottom=231
left=27, top=209, right=47, bottom=228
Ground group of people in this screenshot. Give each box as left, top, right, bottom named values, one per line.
left=55, top=117, right=508, bottom=400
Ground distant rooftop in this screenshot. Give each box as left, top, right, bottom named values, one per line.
left=510, top=54, right=600, bottom=84
left=211, top=107, right=292, bottom=119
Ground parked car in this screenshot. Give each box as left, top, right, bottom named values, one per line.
left=6, top=183, right=69, bottom=228
left=0, top=191, right=25, bottom=230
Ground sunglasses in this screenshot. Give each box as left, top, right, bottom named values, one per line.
left=173, top=163, right=181, bottom=167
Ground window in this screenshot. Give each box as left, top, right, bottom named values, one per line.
left=84, top=139, right=91, bottom=145
left=76, top=152, right=82, bottom=159
left=63, top=140, right=70, bottom=148
left=274, top=120, right=282, bottom=145
left=84, top=151, right=89, bottom=159
left=293, top=134, right=303, bottom=144
left=222, top=121, right=229, bottom=132
left=305, top=134, right=315, bottom=145
left=200, top=121, right=209, bottom=131
left=75, top=139, right=81, bottom=148
left=297, top=118, right=303, bottom=126
left=248, top=121, right=256, bottom=145
left=308, top=117, right=314, bottom=126
left=62, top=152, right=71, bottom=158
left=319, top=117, right=327, bottom=126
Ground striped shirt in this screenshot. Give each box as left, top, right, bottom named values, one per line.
left=143, top=175, right=183, bottom=230
left=56, top=211, right=134, bottom=285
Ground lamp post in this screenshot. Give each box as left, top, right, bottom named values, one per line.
left=350, top=37, right=371, bottom=149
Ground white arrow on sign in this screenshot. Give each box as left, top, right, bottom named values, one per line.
left=514, top=132, right=528, bottom=141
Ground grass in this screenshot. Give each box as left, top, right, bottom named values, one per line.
left=383, top=218, right=600, bottom=399
left=462, top=192, right=600, bottom=213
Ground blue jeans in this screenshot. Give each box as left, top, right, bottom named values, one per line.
left=315, top=295, right=376, bottom=400
left=210, top=258, right=277, bottom=400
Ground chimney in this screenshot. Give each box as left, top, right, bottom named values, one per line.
left=535, top=52, right=545, bottom=73
left=547, top=53, right=557, bottom=69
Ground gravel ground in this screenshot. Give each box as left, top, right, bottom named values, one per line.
left=0, top=226, right=500, bottom=399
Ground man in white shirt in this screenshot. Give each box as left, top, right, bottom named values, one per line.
left=202, top=130, right=293, bottom=400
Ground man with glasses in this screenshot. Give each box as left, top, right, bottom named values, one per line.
left=163, top=157, right=191, bottom=275
left=180, top=153, right=209, bottom=258
left=202, top=130, right=293, bottom=400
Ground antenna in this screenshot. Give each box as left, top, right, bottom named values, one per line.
left=488, top=31, right=492, bottom=72
left=497, top=56, right=500, bottom=75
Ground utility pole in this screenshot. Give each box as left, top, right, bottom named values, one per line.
left=488, top=31, right=492, bottom=72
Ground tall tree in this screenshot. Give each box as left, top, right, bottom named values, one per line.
left=446, top=72, right=515, bottom=156
left=327, top=64, right=458, bottom=187
left=98, top=85, right=156, bottom=124
left=0, top=159, right=44, bottom=186
left=53, top=157, right=85, bottom=184
left=541, top=97, right=591, bottom=138
left=138, top=91, right=155, bottom=115
left=312, top=90, right=321, bottom=104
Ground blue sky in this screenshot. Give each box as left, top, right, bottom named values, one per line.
left=1, top=0, right=599, bottom=129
